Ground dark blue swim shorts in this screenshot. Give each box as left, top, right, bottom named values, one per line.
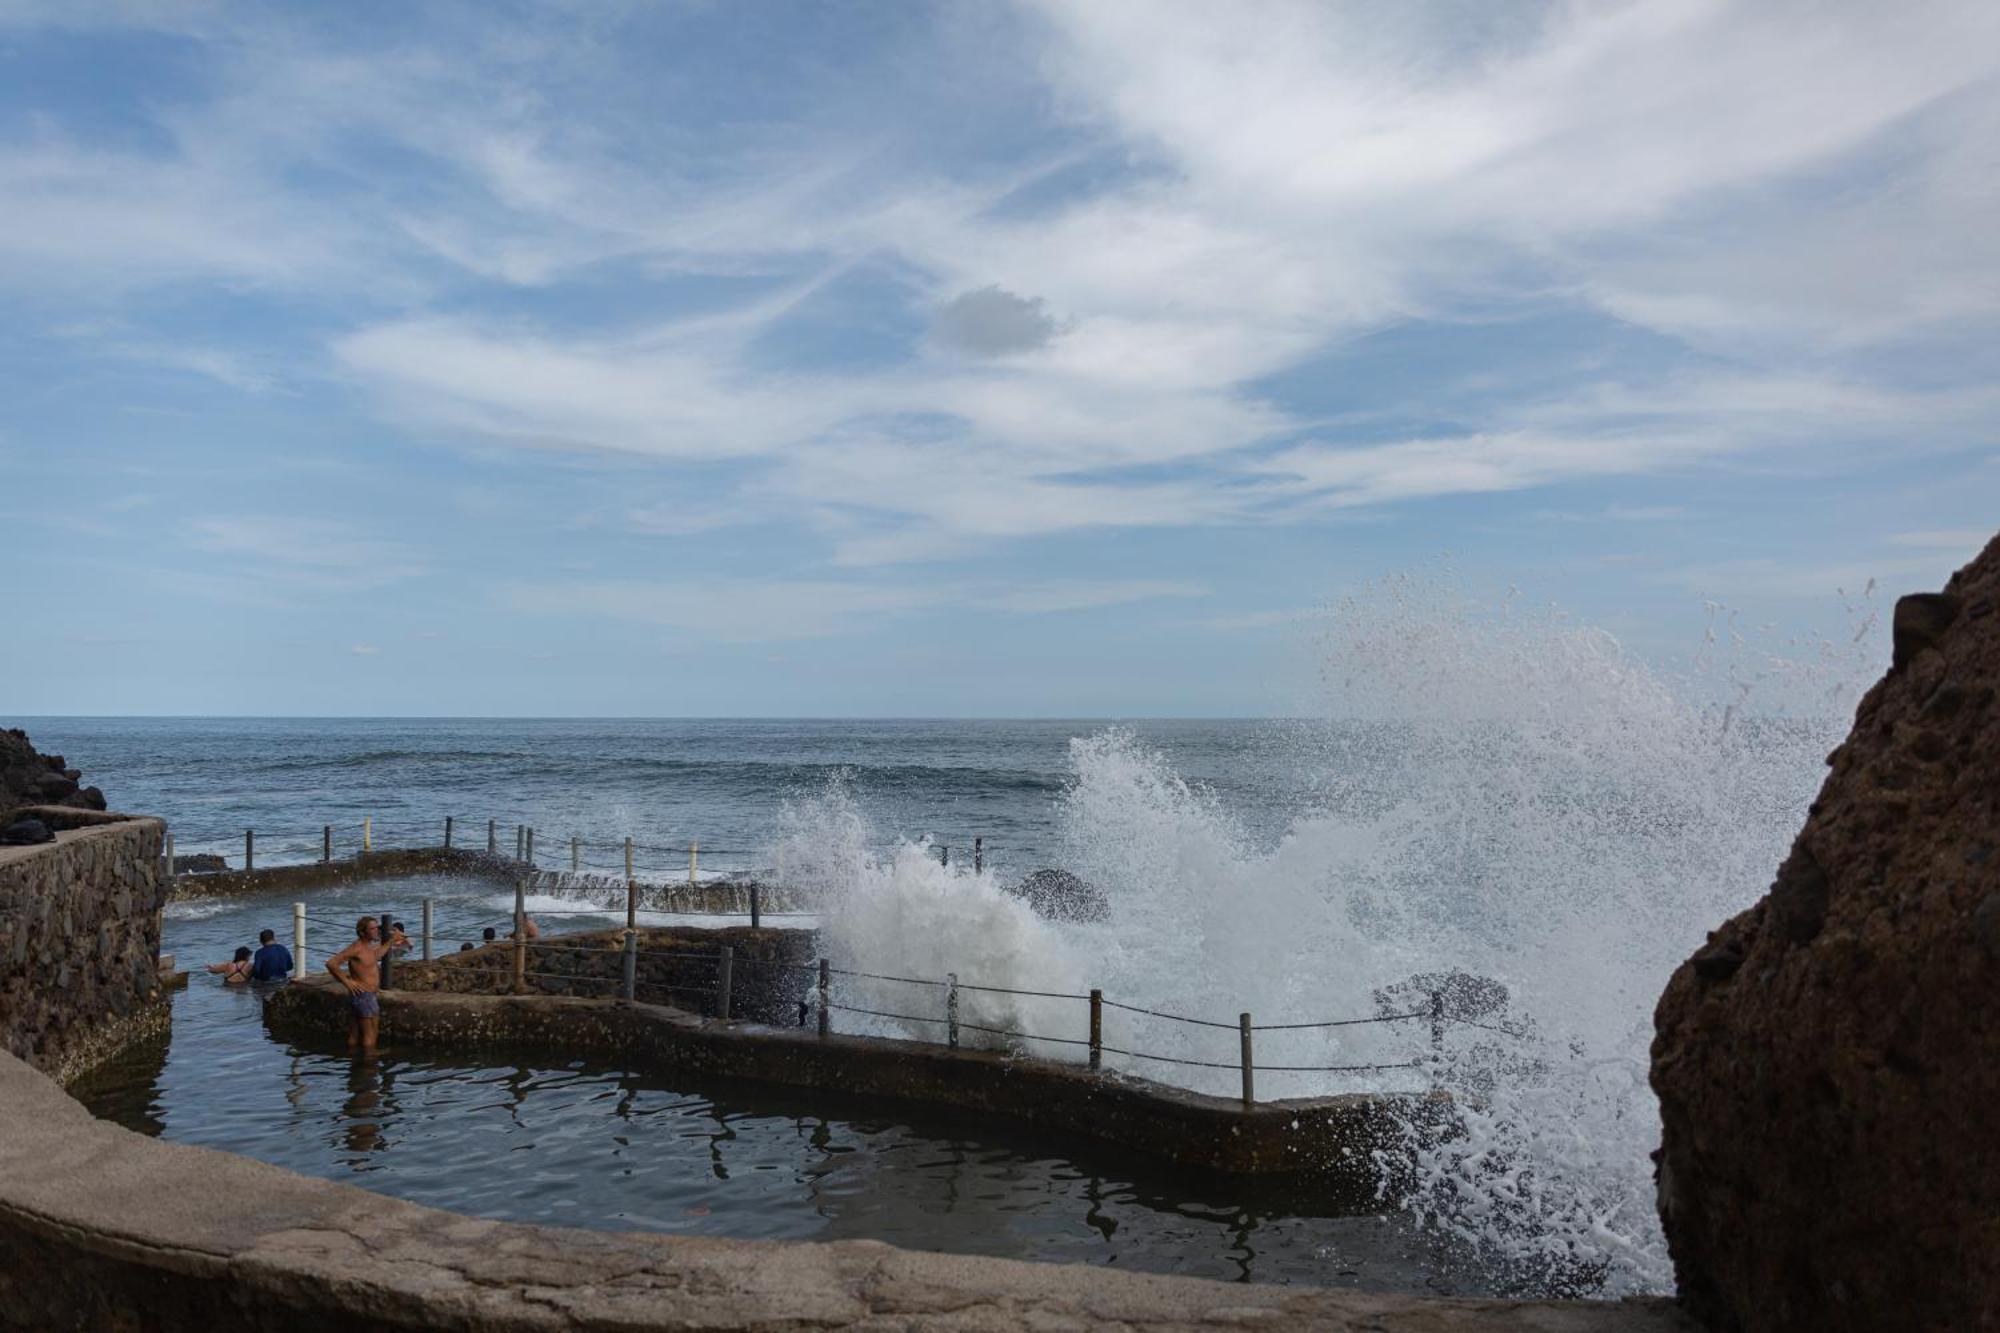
left=350, top=990, right=380, bottom=1018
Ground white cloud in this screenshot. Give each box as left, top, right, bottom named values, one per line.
left=4, top=1, right=1997, bottom=570
left=349, top=643, right=380, bottom=656
left=979, top=579, right=1207, bottom=614
left=186, top=517, right=422, bottom=587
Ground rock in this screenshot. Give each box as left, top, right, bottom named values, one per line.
left=0, top=729, right=108, bottom=814
left=170, top=854, right=228, bottom=875
left=1652, top=532, right=2000, bottom=1333
left=1007, top=868, right=1110, bottom=923
left=0, top=821, right=54, bottom=847
left=33, top=774, right=77, bottom=801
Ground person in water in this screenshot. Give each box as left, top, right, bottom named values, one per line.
left=206, top=946, right=254, bottom=984
left=326, top=916, right=395, bottom=1055
left=250, top=928, right=292, bottom=981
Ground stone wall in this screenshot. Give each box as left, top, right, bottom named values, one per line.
left=0, top=807, right=168, bottom=1083
left=394, top=924, right=814, bottom=1025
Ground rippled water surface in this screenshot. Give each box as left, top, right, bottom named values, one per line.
left=72, top=876, right=1489, bottom=1293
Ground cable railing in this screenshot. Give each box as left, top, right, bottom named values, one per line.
left=283, top=888, right=1505, bottom=1106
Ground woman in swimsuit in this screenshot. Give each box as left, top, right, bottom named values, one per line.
left=206, top=946, right=254, bottom=984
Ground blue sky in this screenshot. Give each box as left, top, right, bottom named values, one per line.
left=2, top=0, right=1995, bottom=716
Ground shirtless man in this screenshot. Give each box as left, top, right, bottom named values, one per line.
left=326, top=915, right=398, bottom=1055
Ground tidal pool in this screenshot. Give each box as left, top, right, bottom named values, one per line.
left=72, top=875, right=1495, bottom=1294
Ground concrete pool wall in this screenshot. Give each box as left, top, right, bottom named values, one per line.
left=266, top=970, right=1429, bottom=1184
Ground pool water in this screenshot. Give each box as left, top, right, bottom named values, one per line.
left=71, top=875, right=1501, bottom=1293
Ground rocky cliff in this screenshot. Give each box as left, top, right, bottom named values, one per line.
left=1651, top=533, right=1999, bottom=1331
left=1, top=728, right=106, bottom=815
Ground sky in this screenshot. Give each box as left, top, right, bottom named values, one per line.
left=2, top=0, right=1996, bottom=717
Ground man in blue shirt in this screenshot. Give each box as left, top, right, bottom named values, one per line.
left=250, top=928, right=293, bottom=982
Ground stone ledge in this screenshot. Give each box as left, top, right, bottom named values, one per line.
left=0, top=1049, right=1691, bottom=1330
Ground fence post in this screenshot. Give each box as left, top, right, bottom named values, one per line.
left=445, top=815, right=454, bottom=849
left=946, top=972, right=960, bottom=1049
left=487, top=819, right=497, bottom=855
left=625, top=871, right=638, bottom=931
left=421, top=898, right=433, bottom=962
left=293, top=902, right=306, bottom=972
left=363, top=816, right=372, bottom=854
left=1089, top=989, right=1102, bottom=1071
left=1430, top=987, right=1446, bottom=1057
left=322, top=825, right=331, bottom=863
left=974, top=836, right=982, bottom=875
left=817, top=959, right=830, bottom=1037
left=621, top=930, right=637, bottom=1004
left=717, top=946, right=734, bottom=1021
left=515, top=825, right=524, bottom=862
left=688, top=841, right=698, bottom=887
left=749, top=883, right=761, bottom=930
left=244, top=828, right=255, bottom=872
left=571, top=836, right=580, bottom=873
left=940, top=843, right=949, bottom=867
left=525, top=827, right=535, bottom=866
left=1239, top=1013, right=1255, bottom=1107
left=512, top=878, right=527, bottom=994
left=164, top=830, right=175, bottom=878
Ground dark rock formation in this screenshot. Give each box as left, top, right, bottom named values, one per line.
left=1652, top=533, right=2000, bottom=1332
left=1008, top=868, right=1110, bottom=923
left=170, top=853, right=229, bottom=875
left=0, top=730, right=106, bottom=815
left=0, top=820, right=54, bottom=847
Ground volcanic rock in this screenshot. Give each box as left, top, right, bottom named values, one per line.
left=0, top=730, right=107, bottom=814
left=0, top=819, right=54, bottom=846
left=1651, top=531, right=2000, bottom=1332
left=1007, top=868, right=1110, bottom=923
left=171, top=854, right=229, bottom=875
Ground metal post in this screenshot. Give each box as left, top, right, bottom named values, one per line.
left=817, top=959, right=830, bottom=1037
left=974, top=836, right=982, bottom=875
left=625, top=873, right=638, bottom=932
left=244, top=828, right=254, bottom=872
left=1239, top=1013, right=1255, bottom=1106
left=363, top=816, right=372, bottom=853
left=487, top=819, right=497, bottom=855
left=164, top=830, right=175, bottom=878
left=1089, top=989, right=1103, bottom=1071
left=515, top=825, right=524, bottom=861
left=1430, top=988, right=1446, bottom=1060
left=946, top=972, right=960, bottom=1049
left=940, top=843, right=949, bottom=867
left=421, top=898, right=433, bottom=962
left=445, top=815, right=454, bottom=849
left=717, top=945, right=734, bottom=1021
left=323, top=825, right=332, bottom=863
left=688, top=841, right=698, bottom=887
left=621, top=930, right=637, bottom=1003
left=525, top=827, right=534, bottom=866
left=571, top=835, right=580, bottom=873
left=293, top=901, right=306, bottom=972
left=749, top=883, right=761, bottom=930
left=512, top=879, right=527, bottom=994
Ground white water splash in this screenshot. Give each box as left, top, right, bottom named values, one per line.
left=772, top=775, right=1091, bottom=1058
left=771, top=576, right=1875, bottom=1296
